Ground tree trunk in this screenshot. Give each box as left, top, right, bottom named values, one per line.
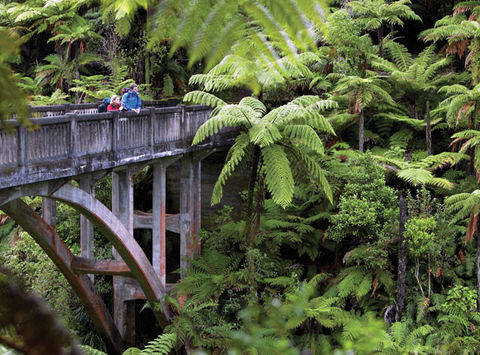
left=426, top=100, right=432, bottom=156
left=246, top=173, right=264, bottom=248
left=145, top=5, right=153, bottom=87
left=244, top=147, right=262, bottom=289
left=75, top=42, right=80, bottom=103
left=477, top=231, right=480, bottom=309
left=244, top=146, right=261, bottom=241
left=395, top=193, right=407, bottom=322
left=359, top=108, right=365, bottom=153
left=378, top=25, right=384, bottom=58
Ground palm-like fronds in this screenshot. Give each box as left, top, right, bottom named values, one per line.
left=188, top=50, right=326, bottom=96
left=211, top=133, right=252, bottom=205
left=188, top=92, right=336, bottom=208
left=151, top=0, right=328, bottom=84
left=334, top=75, right=394, bottom=110
left=437, top=83, right=480, bottom=128
left=347, top=0, right=421, bottom=30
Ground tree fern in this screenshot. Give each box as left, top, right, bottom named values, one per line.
left=187, top=92, right=335, bottom=211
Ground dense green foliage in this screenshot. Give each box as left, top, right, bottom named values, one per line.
left=5, top=0, right=480, bottom=354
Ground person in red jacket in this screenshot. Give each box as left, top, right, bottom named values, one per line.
left=107, top=95, right=121, bottom=111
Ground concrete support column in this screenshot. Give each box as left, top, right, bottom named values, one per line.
left=152, top=162, right=167, bottom=287
left=193, top=157, right=202, bottom=254
left=112, top=169, right=135, bottom=346
left=42, top=198, right=56, bottom=227
left=179, top=154, right=201, bottom=278
left=79, top=176, right=95, bottom=282
left=152, top=157, right=180, bottom=287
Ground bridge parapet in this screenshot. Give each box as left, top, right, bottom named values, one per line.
left=25, top=99, right=180, bottom=117
left=0, top=105, right=213, bottom=189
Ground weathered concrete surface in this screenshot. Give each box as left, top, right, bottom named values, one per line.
left=134, top=210, right=180, bottom=233
left=0, top=181, right=169, bottom=328
left=71, top=257, right=132, bottom=277
left=0, top=199, right=123, bottom=354
left=0, top=106, right=221, bottom=190
left=0, top=104, right=240, bottom=348
left=112, top=168, right=135, bottom=345
left=78, top=175, right=95, bottom=282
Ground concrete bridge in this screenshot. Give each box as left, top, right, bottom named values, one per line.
left=0, top=102, right=232, bottom=353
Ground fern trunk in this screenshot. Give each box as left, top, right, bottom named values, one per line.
left=426, top=100, right=432, bottom=156
left=359, top=108, right=365, bottom=153
left=246, top=173, right=264, bottom=248
left=395, top=193, right=407, bottom=322
left=378, top=26, right=384, bottom=58
left=477, top=231, right=480, bottom=308
left=75, top=42, right=80, bottom=103
left=244, top=146, right=261, bottom=240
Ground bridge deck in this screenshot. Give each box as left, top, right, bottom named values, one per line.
left=0, top=105, right=218, bottom=190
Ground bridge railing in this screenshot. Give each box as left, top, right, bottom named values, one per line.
left=28, top=99, right=180, bottom=118
left=0, top=105, right=212, bottom=189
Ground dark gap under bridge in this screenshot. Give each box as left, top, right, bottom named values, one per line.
left=0, top=102, right=233, bottom=353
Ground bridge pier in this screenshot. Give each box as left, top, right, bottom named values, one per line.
left=78, top=175, right=95, bottom=282
left=179, top=151, right=214, bottom=276
left=42, top=198, right=56, bottom=227
left=152, top=157, right=180, bottom=286
left=112, top=168, right=136, bottom=346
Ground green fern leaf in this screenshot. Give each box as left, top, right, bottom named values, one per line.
left=262, top=145, right=295, bottom=208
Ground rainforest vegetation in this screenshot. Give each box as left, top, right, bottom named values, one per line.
left=4, top=0, right=480, bottom=354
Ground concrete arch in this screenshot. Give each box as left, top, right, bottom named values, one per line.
left=1, top=199, right=123, bottom=354
left=0, top=181, right=170, bottom=347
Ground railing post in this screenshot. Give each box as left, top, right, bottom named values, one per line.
left=181, top=105, right=186, bottom=147
left=18, top=126, right=28, bottom=176
left=63, top=103, right=71, bottom=114
left=112, top=111, right=119, bottom=161
left=149, top=108, right=155, bottom=156
left=68, top=113, right=77, bottom=161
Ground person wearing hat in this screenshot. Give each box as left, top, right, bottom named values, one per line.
left=121, top=83, right=142, bottom=114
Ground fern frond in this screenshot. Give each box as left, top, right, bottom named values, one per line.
left=283, top=125, right=324, bottom=154
left=141, top=332, right=176, bottom=355
left=248, top=121, right=282, bottom=147
left=183, top=90, right=226, bottom=108
left=385, top=41, right=413, bottom=71
left=262, top=145, right=295, bottom=208
left=192, top=104, right=253, bottom=145
left=211, top=132, right=252, bottom=205
left=396, top=168, right=434, bottom=186
left=389, top=129, right=413, bottom=151
left=288, top=145, right=333, bottom=203
left=415, top=152, right=468, bottom=170
left=239, top=97, right=267, bottom=116
left=79, top=346, right=107, bottom=355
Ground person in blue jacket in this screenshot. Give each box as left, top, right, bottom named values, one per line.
left=121, top=83, right=142, bottom=113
